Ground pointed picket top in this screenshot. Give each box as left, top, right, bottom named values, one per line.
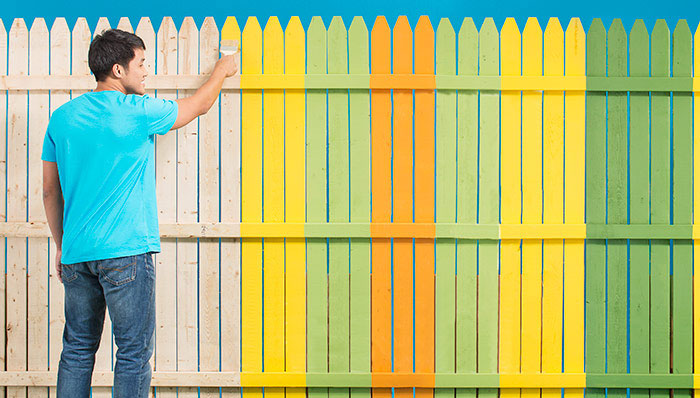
left=222, top=16, right=241, bottom=42
left=263, top=16, right=283, bottom=74
left=371, top=16, right=390, bottom=74
left=50, top=18, right=69, bottom=76
left=136, top=17, right=154, bottom=36
left=608, top=19, right=627, bottom=76
left=415, top=15, right=434, bottom=74
left=29, top=18, right=49, bottom=76
left=94, top=16, right=111, bottom=37
left=543, top=18, right=563, bottom=75
left=479, top=17, right=499, bottom=75
left=672, top=20, right=691, bottom=76
left=458, top=17, right=478, bottom=76
left=0, top=19, right=6, bottom=70
left=222, top=16, right=241, bottom=71
left=72, top=18, right=91, bottom=75
left=178, top=17, right=199, bottom=75
left=200, top=17, right=219, bottom=73
left=328, top=16, right=348, bottom=74
left=117, top=17, right=133, bottom=32
left=695, top=23, right=700, bottom=76
left=10, top=18, right=28, bottom=35
left=10, top=19, right=29, bottom=76
left=284, top=16, right=304, bottom=74
left=651, top=19, right=669, bottom=76
left=307, top=16, right=326, bottom=74
left=242, top=17, right=262, bottom=75
left=349, top=16, right=368, bottom=74
left=157, top=17, right=177, bottom=76
left=393, top=16, right=412, bottom=73
left=522, top=17, right=542, bottom=75
left=587, top=19, right=606, bottom=77
left=629, top=20, right=649, bottom=77
left=630, top=19, right=649, bottom=43
left=500, top=17, right=520, bottom=76
left=436, top=18, right=455, bottom=75
left=136, top=18, right=155, bottom=76
left=30, top=17, right=48, bottom=36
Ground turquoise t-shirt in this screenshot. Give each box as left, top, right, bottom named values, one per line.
left=41, top=90, right=178, bottom=264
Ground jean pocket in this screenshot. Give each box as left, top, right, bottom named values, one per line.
left=61, top=263, right=78, bottom=283
left=98, top=255, right=137, bottom=286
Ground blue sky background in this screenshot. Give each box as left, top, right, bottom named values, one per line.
left=2, top=0, right=699, bottom=34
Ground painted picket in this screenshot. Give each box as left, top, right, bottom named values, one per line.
left=649, top=21, right=670, bottom=398
left=327, top=15, right=349, bottom=398
left=306, top=14, right=328, bottom=398
left=629, top=19, right=651, bottom=398
left=455, top=17, right=478, bottom=398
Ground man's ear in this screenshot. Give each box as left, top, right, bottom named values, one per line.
left=111, top=63, right=123, bottom=79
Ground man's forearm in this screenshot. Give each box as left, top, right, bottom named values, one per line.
left=195, top=67, right=228, bottom=114
left=43, top=193, right=64, bottom=248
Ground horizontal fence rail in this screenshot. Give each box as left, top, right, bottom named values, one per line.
left=0, top=14, right=698, bottom=398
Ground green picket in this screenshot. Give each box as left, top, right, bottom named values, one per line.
left=584, top=18, right=606, bottom=398
left=456, top=16, right=478, bottom=398
left=628, top=18, right=651, bottom=398
left=306, top=15, right=329, bottom=398
left=348, top=16, right=371, bottom=398
left=328, top=15, right=350, bottom=398
left=477, top=17, right=498, bottom=398
left=606, top=20, right=628, bottom=398
left=649, top=19, right=671, bottom=398
left=671, top=20, right=692, bottom=398
left=435, top=15, right=456, bottom=398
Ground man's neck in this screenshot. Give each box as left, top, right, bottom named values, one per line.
left=94, top=80, right=126, bottom=94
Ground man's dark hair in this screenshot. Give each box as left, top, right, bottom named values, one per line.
left=88, top=29, right=145, bottom=82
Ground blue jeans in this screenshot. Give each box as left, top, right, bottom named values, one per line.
left=56, top=251, right=156, bottom=398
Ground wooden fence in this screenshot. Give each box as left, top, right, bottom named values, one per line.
left=0, top=13, right=697, bottom=398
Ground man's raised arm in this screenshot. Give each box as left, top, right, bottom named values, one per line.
left=172, top=54, right=237, bottom=130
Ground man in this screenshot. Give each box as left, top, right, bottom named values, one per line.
left=41, top=28, right=237, bottom=397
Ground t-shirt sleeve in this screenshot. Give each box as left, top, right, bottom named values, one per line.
left=144, top=95, right=179, bottom=136
left=41, top=124, right=57, bottom=162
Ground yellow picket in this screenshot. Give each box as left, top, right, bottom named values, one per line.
left=240, top=15, right=263, bottom=398
left=542, top=17, right=564, bottom=398
left=563, top=18, right=585, bottom=398
left=521, top=17, right=543, bottom=398
left=283, top=15, right=307, bottom=398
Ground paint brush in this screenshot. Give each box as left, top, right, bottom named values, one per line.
left=220, top=39, right=239, bottom=56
